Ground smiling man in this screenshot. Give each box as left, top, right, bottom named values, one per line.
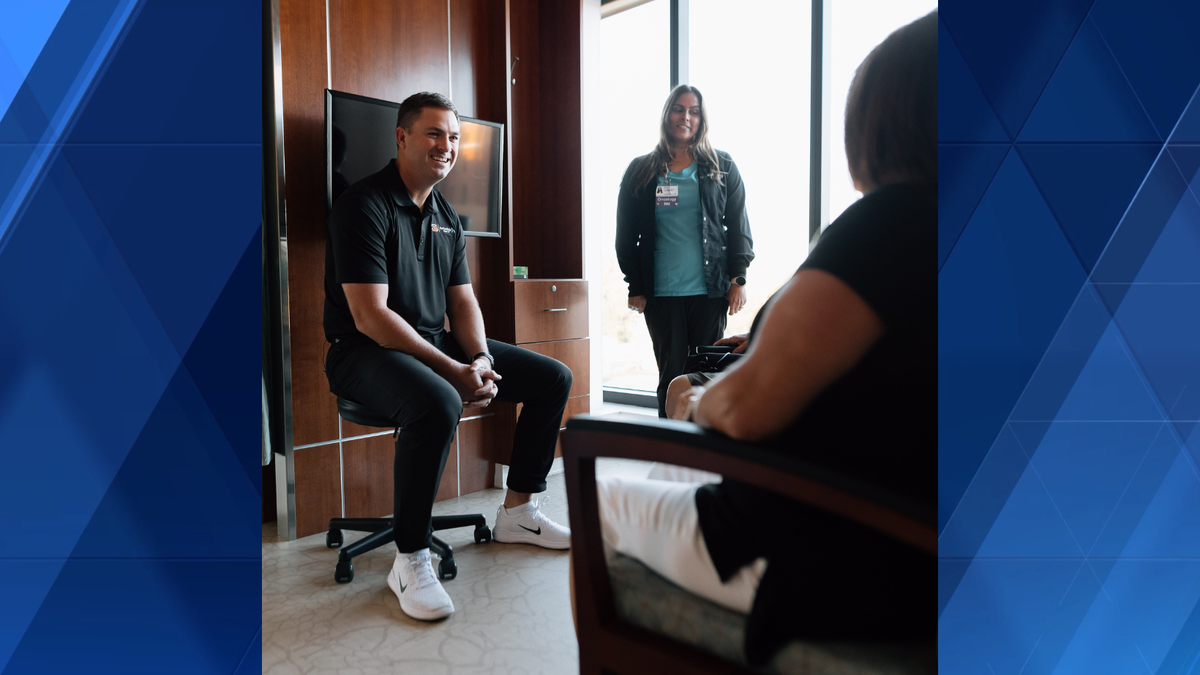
left=322, top=92, right=573, bottom=622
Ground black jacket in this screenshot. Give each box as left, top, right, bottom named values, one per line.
left=615, top=150, right=754, bottom=299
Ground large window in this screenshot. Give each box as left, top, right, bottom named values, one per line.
left=827, top=0, right=939, bottom=224
left=689, top=0, right=812, bottom=338
left=598, top=1, right=670, bottom=393
left=598, top=0, right=936, bottom=398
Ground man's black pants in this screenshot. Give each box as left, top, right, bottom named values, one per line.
left=643, top=294, right=728, bottom=417
left=324, top=332, right=572, bottom=552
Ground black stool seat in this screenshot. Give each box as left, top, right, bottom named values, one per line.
left=336, top=396, right=397, bottom=428
left=326, top=395, right=491, bottom=584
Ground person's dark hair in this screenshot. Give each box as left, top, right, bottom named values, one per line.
left=844, top=10, right=937, bottom=191
left=630, top=84, right=724, bottom=192
left=396, top=91, right=459, bottom=132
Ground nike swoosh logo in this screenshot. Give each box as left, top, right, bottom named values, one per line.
left=519, top=524, right=541, bottom=535
left=399, top=580, right=407, bottom=592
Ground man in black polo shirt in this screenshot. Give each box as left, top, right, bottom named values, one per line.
left=323, top=92, right=572, bottom=621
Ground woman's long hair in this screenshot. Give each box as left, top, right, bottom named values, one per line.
left=630, top=84, right=724, bottom=192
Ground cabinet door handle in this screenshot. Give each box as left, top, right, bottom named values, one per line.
left=545, top=308, right=568, bottom=312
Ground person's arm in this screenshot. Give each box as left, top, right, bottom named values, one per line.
left=342, top=282, right=494, bottom=405
left=445, top=283, right=487, bottom=358
left=713, top=333, right=749, bottom=353
left=615, top=158, right=647, bottom=308
left=721, top=156, right=754, bottom=283
left=445, top=283, right=501, bottom=406
left=688, top=268, right=884, bottom=441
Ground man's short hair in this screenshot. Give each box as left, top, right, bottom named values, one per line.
left=396, top=92, right=459, bottom=131
left=844, top=11, right=937, bottom=189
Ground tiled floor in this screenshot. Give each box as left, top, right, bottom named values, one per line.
left=262, top=404, right=656, bottom=675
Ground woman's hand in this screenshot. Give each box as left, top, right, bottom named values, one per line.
left=727, top=283, right=747, bottom=315
left=628, top=295, right=647, bottom=314
left=714, top=334, right=750, bottom=354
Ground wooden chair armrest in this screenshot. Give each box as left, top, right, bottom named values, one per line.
left=563, top=414, right=933, bottom=549
left=561, top=414, right=935, bottom=673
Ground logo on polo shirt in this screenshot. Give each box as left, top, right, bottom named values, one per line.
left=430, top=222, right=454, bottom=235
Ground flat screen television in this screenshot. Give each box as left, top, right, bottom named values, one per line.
left=325, top=89, right=504, bottom=237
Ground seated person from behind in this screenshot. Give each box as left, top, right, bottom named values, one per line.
left=590, top=11, right=937, bottom=666
left=323, top=92, right=573, bottom=622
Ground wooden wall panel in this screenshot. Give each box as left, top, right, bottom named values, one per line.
left=564, top=394, right=590, bottom=426
left=508, top=0, right=541, bottom=277
left=293, top=444, right=341, bottom=539
left=450, top=0, right=479, bottom=117
left=450, top=0, right=507, bottom=122
left=329, top=0, right=450, bottom=102
left=554, top=394, right=591, bottom=458
left=457, top=414, right=499, bottom=496
left=464, top=238, right=514, bottom=344
left=343, top=435, right=394, bottom=518
left=342, top=427, right=458, bottom=517
left=535, top=0, right=584, bottom=279
left=500, top=393, right=587, bottom=465
left=507, top=0, right=584, bottom=281
left=280, top=0, right=339, bottom=447
left=486, top=402, right=518, bottom=468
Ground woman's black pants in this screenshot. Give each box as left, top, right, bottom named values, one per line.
left=643, top=294, right=729, bottom=417
left=324, top=332, right=572, bottom=552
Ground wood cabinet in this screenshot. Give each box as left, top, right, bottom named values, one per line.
left=513, top=280, right=589, bottom=343
left=496, top=282, right=592, bottom=466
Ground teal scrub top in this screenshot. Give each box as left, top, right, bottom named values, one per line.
left=653, top=162, right=707, bottom=296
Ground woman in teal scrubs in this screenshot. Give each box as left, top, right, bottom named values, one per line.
left=615, top=84, right=755, bottom=417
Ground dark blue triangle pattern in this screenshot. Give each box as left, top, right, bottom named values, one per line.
left=1018, top=17, right=1160, bottom=142
left=938, top=16, right=1009, bottom=142
left=1018, top=143, right=1160, bottom=274
left=0, top=0, right=261, bottom=673
left=940, top=0, right=1200, bottom=668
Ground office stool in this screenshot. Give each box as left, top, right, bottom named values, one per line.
left=326, top=395, right=491, bottom=584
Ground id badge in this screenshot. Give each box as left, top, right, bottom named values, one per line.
left=655, top=184, right=679, bottom=207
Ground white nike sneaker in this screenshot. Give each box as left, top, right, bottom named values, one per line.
left=387, top=549, right=454, bottom=621
left=492, top=496, right=571, bottom=550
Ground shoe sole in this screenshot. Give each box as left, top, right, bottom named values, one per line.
left=387, top=570, right=454, bottom=621
left=492, top=529, right=571, bottom=550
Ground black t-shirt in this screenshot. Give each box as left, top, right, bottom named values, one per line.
left=696, top=183, right=935, bottom=664
left=323, top=160, right=471, bottom=341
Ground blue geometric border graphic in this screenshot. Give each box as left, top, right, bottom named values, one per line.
left=940, top=0, right=1200, bottom=671
left=0, top=1, right=261, bottom=673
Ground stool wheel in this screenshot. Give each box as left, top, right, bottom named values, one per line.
left=474, top=526, right=491, bottom=544
left=438, top=557, right=457, bottom=581
left=326, top=529, right=343, bottom=549
left=335, top=559, right=354, bottom=584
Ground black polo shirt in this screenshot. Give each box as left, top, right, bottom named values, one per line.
left=323, top=160, right=470, bottom=342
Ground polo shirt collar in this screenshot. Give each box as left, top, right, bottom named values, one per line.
left=384, top=160, right=441, bottom=215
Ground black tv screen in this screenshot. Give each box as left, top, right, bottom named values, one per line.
left=325, top=89, right=503, bottom=237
